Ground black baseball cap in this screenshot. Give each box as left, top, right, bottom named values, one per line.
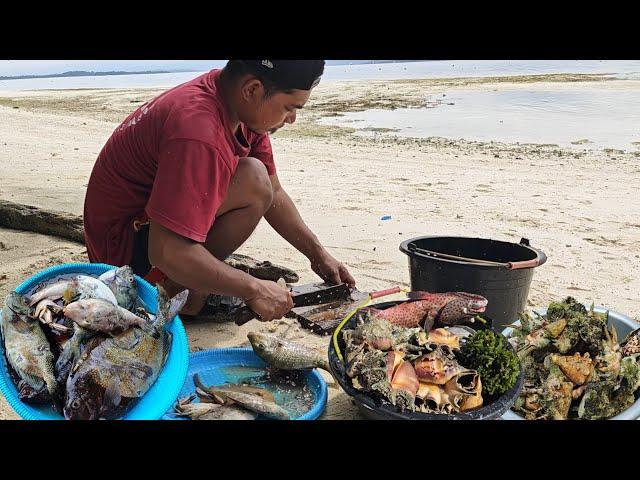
left=235, top=60, right=325, bottom=91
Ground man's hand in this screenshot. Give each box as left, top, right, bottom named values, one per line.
left=310, top=250, right=356, bottom=288
left=244, top=279, right=294, bottom=321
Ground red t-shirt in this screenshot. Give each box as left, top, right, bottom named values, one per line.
left=83, top=69, right=276, bottom=267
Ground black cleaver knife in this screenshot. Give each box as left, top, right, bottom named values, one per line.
left=232, top=283, right=351, bottom=326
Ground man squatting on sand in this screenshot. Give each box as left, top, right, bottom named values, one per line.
left=83, top=60, right=356, bottom=321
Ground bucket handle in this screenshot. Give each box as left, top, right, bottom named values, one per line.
left=406, top=239, right=547, bottom=270
left=517, top=238, right=548, bottom=269
left=507, top=259, right=540, bottom=270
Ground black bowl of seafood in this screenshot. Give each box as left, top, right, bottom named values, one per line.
left=0, top=263, right=189, bottom=420
left=502, top=297, right=640, bottom=420
left=328, top=291, right=524, bottom=420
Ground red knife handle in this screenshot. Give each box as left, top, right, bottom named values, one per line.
left=369, top=286, right=401, bottom=299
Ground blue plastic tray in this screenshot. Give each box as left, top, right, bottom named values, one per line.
left=0, top=263, right=189, bottom=420
left=162, top=347, right=328, bottom=420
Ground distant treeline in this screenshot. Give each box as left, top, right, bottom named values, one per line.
left=1, top=61, right=426, bottom=81
left=0, top=70, right=177, bottom=80
left=327, top=60, right=423, bottom=65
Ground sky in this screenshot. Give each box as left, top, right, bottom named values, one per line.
left=0, top=60, right=385, bottom=77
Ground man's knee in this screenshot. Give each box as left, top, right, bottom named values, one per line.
left=236, top=157, right=273, bottom=209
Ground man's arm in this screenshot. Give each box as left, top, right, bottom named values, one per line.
left=263, top=174, right=324, bottom=260
left=148, top=219, right=258, bottom=298
left=264, top=174, right=356, bottom=286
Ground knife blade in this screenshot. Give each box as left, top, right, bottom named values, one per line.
left=232, top=283, right=351, bottom=326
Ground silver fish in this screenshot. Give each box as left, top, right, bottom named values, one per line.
left=194, top=374, right=277, bottom=403
left=174, top=396, right=256, bottom=420
left=247, top=331, right=330, bottom=372
left=206, top=387, right=290, bottom=420
left=28, top=275, right=117, bottom=306
left=63, top=298, right=157, bottom=336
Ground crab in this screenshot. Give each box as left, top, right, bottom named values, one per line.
left=593, top=325, right=621, bottom=379
left=30, top=299, right=70, bottom=333
left=515, top=318, right=568, bottom=355
left=540, top=364, right=574, bottom=420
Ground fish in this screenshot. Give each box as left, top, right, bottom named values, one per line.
left=1, top=292, right=60, bottom=408
left=247, top=331, right=330, bottom=372
left=205, top=387, right=290, bottom=420
left=28, top=275, right=117, bottom=307
left=63, top=286, right=188, bottom=420
left=63, top=298, right=157, bottom=336
left=98, top=266, right=139, bottom=311
left=54, top=324, right=97, bottom=386
left=408, top=291, right=488, bottom=324
left=174, top=396, right=256, bottom=420
left=366, top=291, right=488, bottom=330
left=193, top=374, right=276, bottom=403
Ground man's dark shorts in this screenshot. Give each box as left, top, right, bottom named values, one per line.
left=130, top=224, right=232, bottom=315
left=131, top=224, right=153, bottom=278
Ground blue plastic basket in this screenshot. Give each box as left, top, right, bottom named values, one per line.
left=162, top=347, right=328, bottom=420
left=0, top=263, right=189, bottom=420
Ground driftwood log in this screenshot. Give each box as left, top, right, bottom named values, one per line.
left=224, top=253, right=299, bottom=283
left=0, top=200, right=299, bottom=283
left=0, top=200, right=85, bottom=243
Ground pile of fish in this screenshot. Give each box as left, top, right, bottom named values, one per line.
left=0, top=266, right=188, bottom=419
left=342, top=291, right=490, bottom=414
left=508, top=297, right=640, bottom=420
left=175, top=331, right=330, bottom=421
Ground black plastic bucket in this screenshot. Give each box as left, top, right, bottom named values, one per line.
left=399, top=236, right=547, bottom=330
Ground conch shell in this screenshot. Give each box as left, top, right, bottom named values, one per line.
left=414, top=347, right=464, bottom=385
left=390, top=360, right=419, bottom=397
left=385, top=351, right=405, bottom=380
left=460, top=376, right=483, bottom=411
left=426, top=328, right=460, bottom=350
left=416, top=382, right=446, bottom=411
left=444, top=370, right=480, bottom=411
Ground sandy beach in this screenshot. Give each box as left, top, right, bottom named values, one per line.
left=0, top=73, right=639, bottom=419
